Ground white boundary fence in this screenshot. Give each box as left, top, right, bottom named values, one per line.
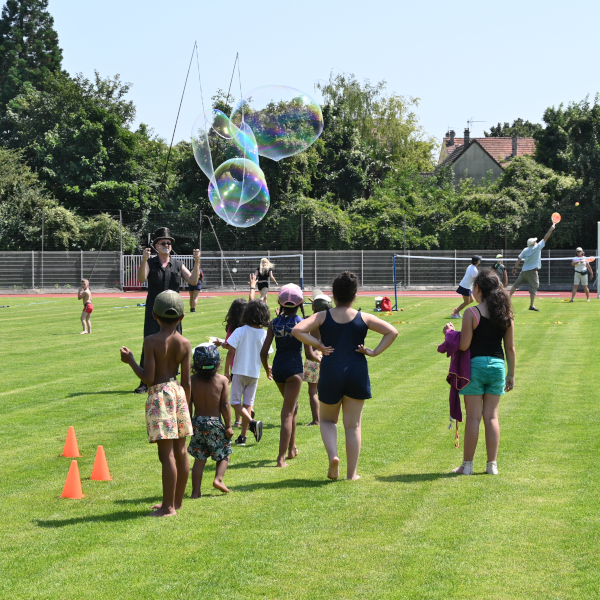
left=1, top=248, right=598, bottom=291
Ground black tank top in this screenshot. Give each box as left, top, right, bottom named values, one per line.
left=319, top=310, right=368, bottom=366
left=469, top=307, right=506, bottom=360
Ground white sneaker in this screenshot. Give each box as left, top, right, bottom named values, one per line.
left=486, top=461, right=498, bottom=475
left=587, top=299, right=591, bottom=302
left=450, top=313, right=461, bottom=319
left=452, top=460, right=473, bottom=475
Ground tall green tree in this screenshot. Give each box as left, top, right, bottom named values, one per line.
left=484, top=118, right=542, bottom=138
left=0, top=0, right=63, bottom=112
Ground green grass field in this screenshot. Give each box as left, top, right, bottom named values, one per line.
left=0, top=293, right=598, bottom=599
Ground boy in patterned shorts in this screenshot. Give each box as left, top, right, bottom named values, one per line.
left=120, top=290, right=193, bottom=517
left=188, top=343, right=233, bottom=496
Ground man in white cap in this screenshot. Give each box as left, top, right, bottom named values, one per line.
left=493, top=254, right=508, bottom=287
left=509, top=222, right=556, bottom=311
left=570, top=247, right=594, bottom=302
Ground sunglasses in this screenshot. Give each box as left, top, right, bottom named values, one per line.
left=156, top=242, right=172, bottom=247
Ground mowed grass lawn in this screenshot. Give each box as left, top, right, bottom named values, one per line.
left=0, top=293, right=599, bottom=600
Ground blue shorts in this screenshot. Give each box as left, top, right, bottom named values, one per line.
left=460, top=356, right=506, bottom=396
left=318, top=361, right=372, bottom=405
left=187, top=283, right=202, bottom=291
left=456, top=285, right=472, bottom=297
left=272, top=359, right=303, bottom=384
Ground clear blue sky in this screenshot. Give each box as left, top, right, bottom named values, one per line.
left=50, top=0, right=600, bottom=149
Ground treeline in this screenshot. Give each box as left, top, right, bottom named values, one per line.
left=0, top=0, right=598, bottom=252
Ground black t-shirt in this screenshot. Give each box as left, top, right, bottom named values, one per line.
left=470, top=308, right=506, bottom=360
left=257, top=268, right=272, bottom=282
left=144, top=256, right=183, bottom=336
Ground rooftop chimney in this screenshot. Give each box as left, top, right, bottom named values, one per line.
left=512, top=135, right=518, bottom=157
left=464, top=128, right=470, bottom=147
left=449, top=130, right=455, bottom=145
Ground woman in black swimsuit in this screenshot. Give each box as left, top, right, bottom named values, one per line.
left=255, top=258, right=277, bottom=303
left=293, top=272, right=398, bottom=481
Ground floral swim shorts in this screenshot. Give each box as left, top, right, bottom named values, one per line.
left=303, top=350, right=322, bottom=383
left=145, top=380, right=193, bottom=443
left=188, top=416, right=232, bottom=462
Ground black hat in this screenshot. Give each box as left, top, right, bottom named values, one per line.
left=152, top=227, right=175, bottom=244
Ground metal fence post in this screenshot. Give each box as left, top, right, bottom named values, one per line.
left=119, top=210, right=124, bottom=291
left=80, top=250, right=83, bottom=280
left=548, top=249, right=551, bottom=285
left=408, top=250, right=411, bottom=287
left=31, top=250, right=34, bottom=288
left=361, top=250, right=364, bottom=287
left=41, top=208, right=44, bottom=289
left=314, top=250, right=317, bottom=287
left=221, top=257, right=224, bottom=287
left=454, top=250, right=457, bottom=287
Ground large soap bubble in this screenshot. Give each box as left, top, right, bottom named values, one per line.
left=230, top=86, right=323, bottom=161
left=191, top=109, right=259, bottom=181
left=208, top=158, right=270, bottom=227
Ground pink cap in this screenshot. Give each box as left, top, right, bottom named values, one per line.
left=278, top=283, right=303, bottom=307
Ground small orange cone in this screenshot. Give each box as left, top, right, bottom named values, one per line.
left=91, top=445, right=112, bottom=481
left=61, top=460, right=84, bottom=499
left=62, top=426, right=81, bottom=457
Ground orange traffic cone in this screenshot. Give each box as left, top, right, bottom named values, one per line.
left=61, top=460, right=84, bottom=499
left=91, top=445, right=112, bottom=481
left=62, top=426, right=81, bottom=457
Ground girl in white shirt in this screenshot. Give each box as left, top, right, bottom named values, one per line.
left=451, top=256, right=481, bottom=318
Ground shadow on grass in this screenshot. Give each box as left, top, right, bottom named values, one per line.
left=231, top=478, right=334, bottom=493
left=35, top=510, right=148, bottom=528
left=66, top=391, right=131, bottom=397
left=227, top=459, right=274, bottom=470
left=376, top=472, right=457, bottom=483
left=113, top=497, right=160, bottom=505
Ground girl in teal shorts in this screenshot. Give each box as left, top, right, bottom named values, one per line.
left=444, top=269, right=516, bottom=475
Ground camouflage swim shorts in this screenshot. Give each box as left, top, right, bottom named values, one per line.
left=188, top=416, right=232, bottom=462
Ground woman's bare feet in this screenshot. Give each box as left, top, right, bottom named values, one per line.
left=80, top=331, right=88, bottom=335
left=305, top=421, right=318, bottom=426
left=327, top=457, right=340, bottom=480
left=148, top=506, right=176, bottom=517
left=276, top=458, right=289, bottom=468
left=287, top=447, right=299, bottom=459
left=347, top=474, right=361, bottom=481
left=213, top=480, right=230, bottom=493
left=190, top=491, right=202, bottom=499
left=150, top=501, right=183, bottom=510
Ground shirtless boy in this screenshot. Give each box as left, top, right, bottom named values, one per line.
left=120, top=290, right=193, bottom=517
left=78, top=279, right=93, bottom=334
left=188, top=343, right=233, bottom=497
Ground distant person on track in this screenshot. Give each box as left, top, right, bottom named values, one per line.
left=444, top=269, right=516, bottom=476
left=451, top=256, right=482, bottom=319
left=570, top=247, right=594, bottom=302
left=255, top=258, right=278, bottom=303
left=509, top=223, right=556, bottom=311
left=78, top=279, right=93, bottom=335
left=292, top=272, right=398, bottom=481
left=134, top=227, right=201, bottom=394
left=493, top=254, right=508, bottom=288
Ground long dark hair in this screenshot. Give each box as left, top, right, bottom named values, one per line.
left=474, top=269, right=513, bottom=330
left=223, top=298, right=247, bottom=334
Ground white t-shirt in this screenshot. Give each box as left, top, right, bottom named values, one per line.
left=459, top=264, right=478, bottom=290
left=226, top=325, right=266, bottom=379
left=573, top=257, right=588, bottom=272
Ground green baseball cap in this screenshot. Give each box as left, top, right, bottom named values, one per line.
left=153, top=290, right=184, bottom=318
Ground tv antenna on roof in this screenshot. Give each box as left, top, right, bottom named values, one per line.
left=467, top=117, right=486, bottom=130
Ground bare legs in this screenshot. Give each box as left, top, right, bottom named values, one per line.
left=191, top=458, right=230, bottom=497
left=571, top=285, right=590, bottom=301
left=452, top=295, right=472, bottom=316
left=306, top=382, right=320, bottom=426
left=319, top=396, right=364, bottom=480
left=510, top=287, right=537, bottom=309
left=80, top=311, right=91, bottom=334
left=190, top=290, right=199, bottom=311
left=260, top=287, right=268, bottom=304
left=276, top=375, right=303, bottom=467
left=232, top=404, right=254, bottom=438
left=150, top=438, right=189, bottom=517
left=454, top=394, right=500, bottom=473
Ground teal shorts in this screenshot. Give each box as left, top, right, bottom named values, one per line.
left=460, top=356, right=506, bottom=396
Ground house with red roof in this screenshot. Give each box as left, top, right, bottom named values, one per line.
left=438, top=128, right=536, bottom=186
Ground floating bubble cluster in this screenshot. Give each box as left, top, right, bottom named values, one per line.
left=192, top=86, right=323, bottom=227
left=230, top=86, right=324, bottom=162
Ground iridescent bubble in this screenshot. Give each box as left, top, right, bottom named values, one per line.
left=191, top=109, right=259, bottom=182
left=208, top=158, right=270, bottom=227
left=230, top=86, right=324, bottom=161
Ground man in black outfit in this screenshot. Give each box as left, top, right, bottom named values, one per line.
left=134, top=227, right=201, bottom=393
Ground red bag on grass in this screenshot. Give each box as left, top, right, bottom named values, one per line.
left=380, top=297, right=392, bottom=311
